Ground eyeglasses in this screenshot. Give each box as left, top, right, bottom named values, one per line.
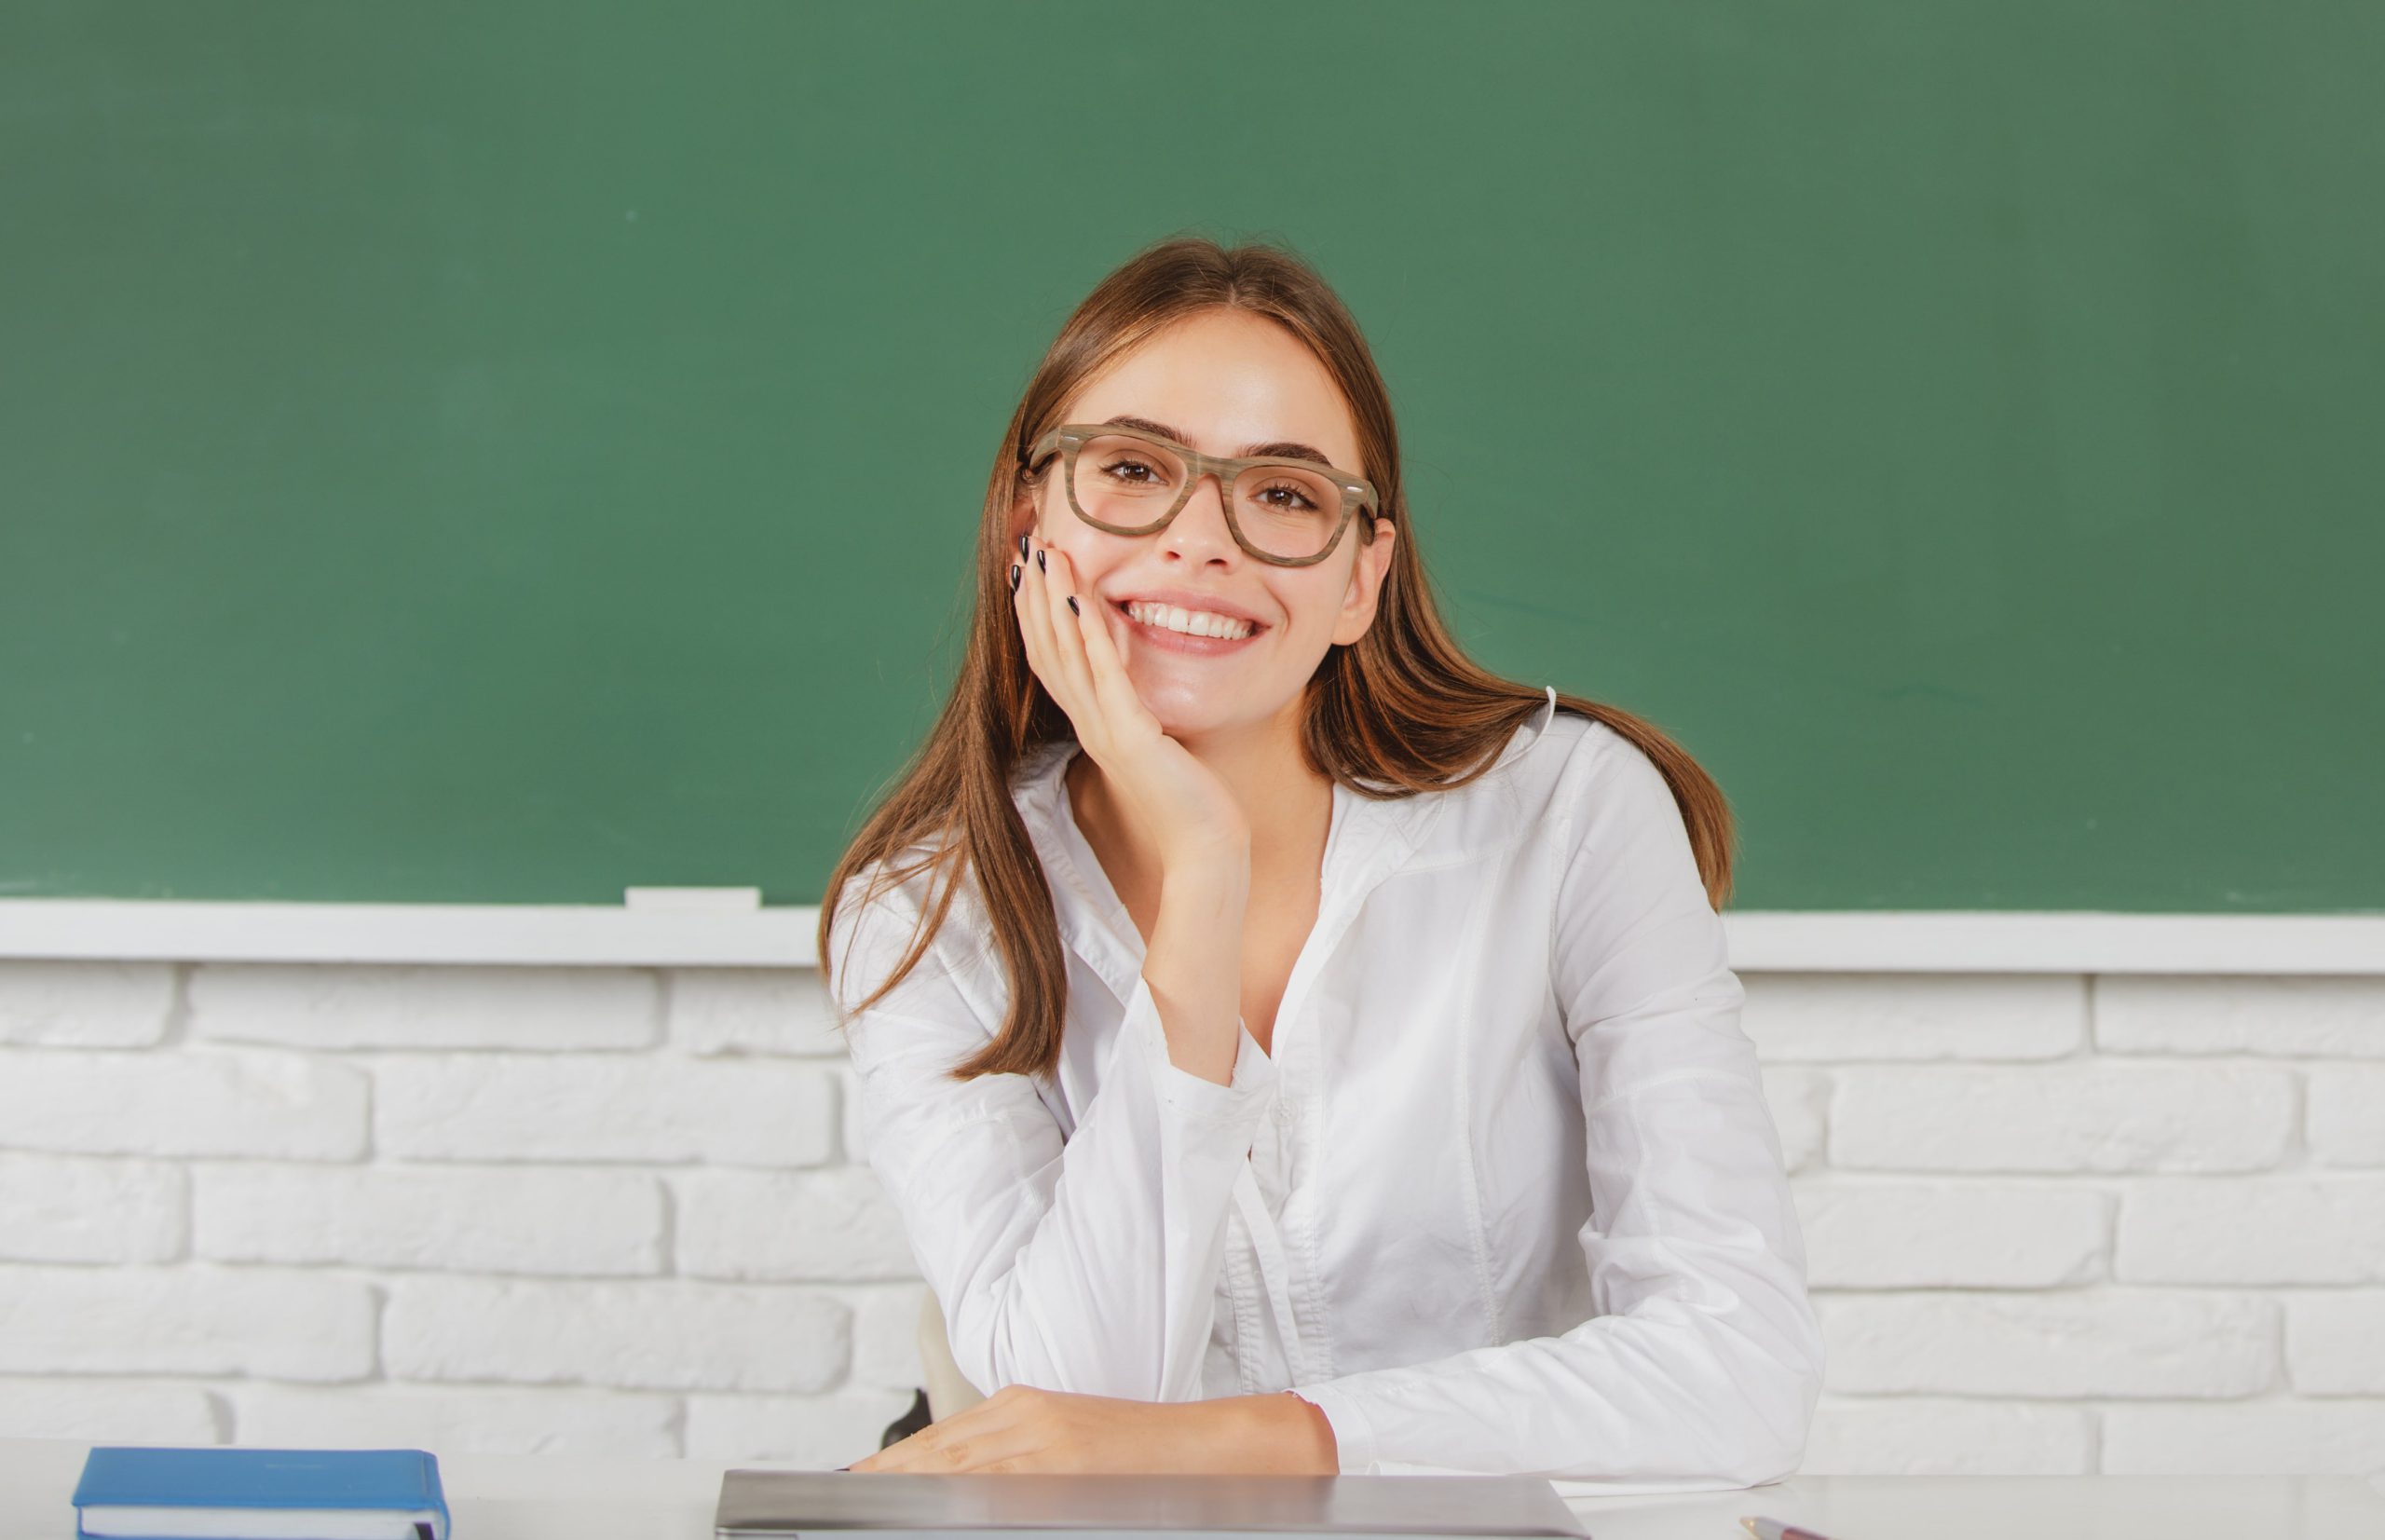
left=1024, top=424, right=1382, bottom=566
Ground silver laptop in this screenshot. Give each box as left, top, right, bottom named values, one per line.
left=715, top=1470, right=1590, bottom=1540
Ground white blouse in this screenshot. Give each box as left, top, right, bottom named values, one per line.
left=828, top=687, right=1824, bottom=1494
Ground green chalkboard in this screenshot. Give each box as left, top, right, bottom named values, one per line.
left=3, top=1, right=2378, bottom=911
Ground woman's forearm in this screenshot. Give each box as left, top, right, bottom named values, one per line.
left=1200, top=1391, right=1340, bottom=1473
left=1143, top=854, right=1250, bottom=1085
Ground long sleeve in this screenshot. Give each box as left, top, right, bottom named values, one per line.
left=829, top=873, right=1282, bottom=1402
left=1295, top=736, right=1825, bottom=1493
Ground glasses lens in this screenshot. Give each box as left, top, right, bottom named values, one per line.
left=1070, top=434, right=1189, bottom=529
left=1069, top=434, right=1343, bottom=561
left=1231, top=463, right=1343, bottom=561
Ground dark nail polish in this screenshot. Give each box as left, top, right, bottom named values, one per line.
left=1010, top=563, right=1021, bottom=590
left=1036, top=550, right=1046, bottom=573
left=1017, top=535, right=1029, bottom=559
left=1067, top=595, right=1079, bottom=616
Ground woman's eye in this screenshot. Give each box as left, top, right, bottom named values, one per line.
left=1255, top=483, right=1317, bottom=511
left=1103, top=460, right=1155, bottom=483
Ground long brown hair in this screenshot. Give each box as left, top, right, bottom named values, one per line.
left=818, top=234, right=1736, bottom=1081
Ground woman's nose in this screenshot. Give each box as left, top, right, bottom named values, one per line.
left=1169, top=471, right=1238, bottom=548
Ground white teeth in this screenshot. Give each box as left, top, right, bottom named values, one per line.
left=1126, top=601, right=1253, bottom=640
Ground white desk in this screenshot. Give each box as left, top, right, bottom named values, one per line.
left=9, top=1438, right=2384, bottom=1540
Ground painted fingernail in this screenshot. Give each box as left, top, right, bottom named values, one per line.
left=1036, top=550, right=1046, bottom=573
left=1017, top=535, right=1029, bottom=559
left=1010, top=563, right=1021, bottom=591
left=1067, top=595, right=1079, bottom=616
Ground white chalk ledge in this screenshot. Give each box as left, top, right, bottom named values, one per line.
left=0, top=900, right=2379, bottom=973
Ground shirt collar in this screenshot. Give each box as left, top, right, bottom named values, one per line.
left=1008, top=686, right=1560, bottom=1002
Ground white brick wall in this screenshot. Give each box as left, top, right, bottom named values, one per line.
left=0, top=960, right=2379, bottom=1479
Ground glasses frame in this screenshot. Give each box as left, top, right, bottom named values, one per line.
left=1025, top=425, right=1383, bottom=567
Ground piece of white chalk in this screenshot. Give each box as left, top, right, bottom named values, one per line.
left=622, top=886, right=764, bottom=912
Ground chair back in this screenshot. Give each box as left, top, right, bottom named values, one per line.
left=917, top=1288, right=988, bottom=1422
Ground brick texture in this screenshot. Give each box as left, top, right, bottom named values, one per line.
left=194, top=1163, right=665, bottom=1275
left=0, top=1049, right=367, bottom=1159
left=382, top=1276, right=848, bottom=1393
left=374, top=1055, right=837, bottom=1166
left=1832, top=1065, right=2295, bottom=1173
left=193, top=964, right=658, bottom=1050
left=0, top=1264, right=375, bottom=1381
left=1, top=955, right=2375, bottom=1478
left=0, top=962, right=175, bottom=1047
left=0, top=1153, right=185, bottom=1263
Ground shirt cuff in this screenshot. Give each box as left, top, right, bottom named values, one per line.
left=1120, top=972, right=1282, bottom=1123
left=1290, top=1381, right=1381, bottom=1474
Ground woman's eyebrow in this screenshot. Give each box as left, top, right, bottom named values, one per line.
left=1098, top=414, right=1337, bottom=470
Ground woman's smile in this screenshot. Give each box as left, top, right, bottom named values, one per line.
left=1112, top=597, right=1267, bottom=656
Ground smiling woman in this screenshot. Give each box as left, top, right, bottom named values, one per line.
left=813, top=234, right=1819, bottom=1489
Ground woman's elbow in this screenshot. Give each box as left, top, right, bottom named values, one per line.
left=1721, top=1335, right=1825, bottom=1488
left=947, top=1297, right=1179, bottom=1403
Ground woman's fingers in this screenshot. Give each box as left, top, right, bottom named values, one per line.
left=1071, top=558, right=1149, bottom=738
left=1012, top=536, right=1073, bottom=721
left=1013, top=533, right=1169, bottom=769
left=1036, top=541, right=1100, bottom=728
left=855, top=1393, right=1035, bottom=1473
left=1016, top=534, right=1104, bottom=749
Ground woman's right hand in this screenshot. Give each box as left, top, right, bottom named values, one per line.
left=1012, top=531, right=1251, bottom=875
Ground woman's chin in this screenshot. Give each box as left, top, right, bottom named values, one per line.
left=1127, top=663, right=1291, bottom=740
left=1138, top=690, right=1233, bottom=738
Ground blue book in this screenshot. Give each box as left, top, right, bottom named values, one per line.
left=71, top=1448, right=450, bottom=1540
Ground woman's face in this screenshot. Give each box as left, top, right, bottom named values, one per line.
left=1015, top=307, right=1397, bottom=744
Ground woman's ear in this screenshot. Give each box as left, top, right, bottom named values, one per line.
left=1332, top=519, right=1397, bottom=647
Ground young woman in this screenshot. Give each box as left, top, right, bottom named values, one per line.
left=820, top=236, right=1822, bottom=1491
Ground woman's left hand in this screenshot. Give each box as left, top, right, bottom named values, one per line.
left=848, top=1384, right=1209, bottom=1474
